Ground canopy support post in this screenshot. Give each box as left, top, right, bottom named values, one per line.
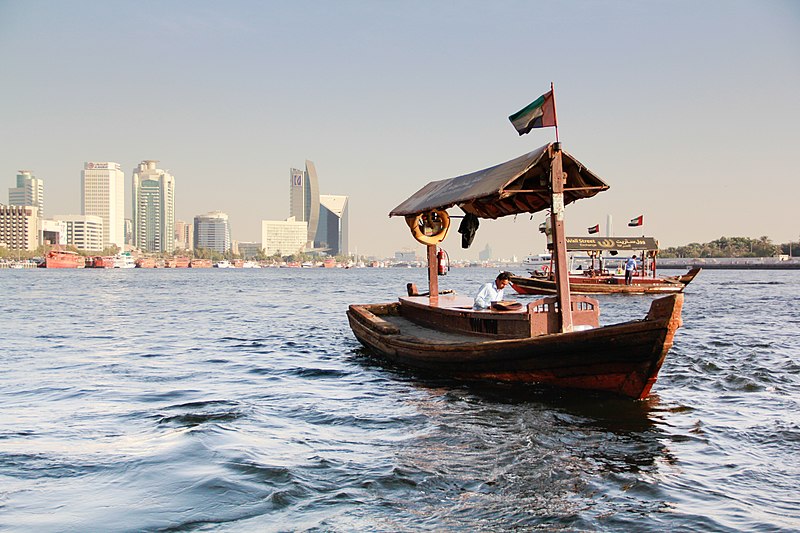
left=550, top=144, right=573, bottom=333
left=427, top=244, right=439, bottom=305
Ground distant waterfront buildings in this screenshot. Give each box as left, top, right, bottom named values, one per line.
left=316, top=195, right=349, bottom=256
left=132, top=160, right=175, bottom=253
left=41, top=219, right=66, bottom=247
left=289, top=161, right=320, bottom=249
left=53, top=214, right=103, bottom=251
left=193, top=211, right=231, bottom=253
left=236, top=241, right=262, bottom=259
left=174, top=220, right=193, bottom=250
left=261, top=216, right=307, bottom=256
left=288, top=161, right=350, bottom=256
left=8, top=170, right=44, bottom=216
left=0, top=205, right=39, bottom=251
left=81, top=162, right=125, bottom=249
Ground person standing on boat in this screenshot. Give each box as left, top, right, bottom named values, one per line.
left=473, top=272, right=511, bottom=310
left=625, top=255, right=637, bottom=285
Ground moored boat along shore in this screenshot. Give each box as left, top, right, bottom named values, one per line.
left=657, top=257, right=800, bottom=269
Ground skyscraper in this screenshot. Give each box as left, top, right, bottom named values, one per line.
left=81, top=162, right=125, bottom=249
left=174, top=220, right=193, bottom=250
left=132, top=160, right=175, bottom=253
left=193, top=212, right=231, bottom=254
left=316, top=195, right=349, bottom=256
left=289, top=161, right=320, bottom=248
left=9, top=170, right=44, bottom=216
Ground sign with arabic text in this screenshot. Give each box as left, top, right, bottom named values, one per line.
left=565, top=236, right=659, bottom=251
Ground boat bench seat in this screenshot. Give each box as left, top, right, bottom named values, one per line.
left=398, top=293, right=600, bottom=339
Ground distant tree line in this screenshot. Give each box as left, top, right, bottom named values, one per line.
left=659, top=236, right=799, bottom=258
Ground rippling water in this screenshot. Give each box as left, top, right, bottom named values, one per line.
left=1, top=267, right=798, bottom=531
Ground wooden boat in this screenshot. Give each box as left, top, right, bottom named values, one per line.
left=511, top=268, right=701, bottom=295
left=135, top=257, right=156, bottom=268
left=190, top=258, right=212, bottom=268
left=86, top=256, right=115, bottom=268
left=346, top=142, right=685, bottom=399
left=38, top=249, right=84, bottom=268
left=511, top=236, right=701, bottom=295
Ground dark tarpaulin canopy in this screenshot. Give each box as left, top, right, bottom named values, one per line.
left=389, top=143, right=610, bottom=220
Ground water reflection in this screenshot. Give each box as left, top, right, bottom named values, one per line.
left=351, top=371, right=678, bottom=530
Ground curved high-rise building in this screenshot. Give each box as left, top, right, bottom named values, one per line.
left=316, top=195, right=349, bottom=256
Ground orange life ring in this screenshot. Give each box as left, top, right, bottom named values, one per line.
left=405, top=209, right=450, bottom=246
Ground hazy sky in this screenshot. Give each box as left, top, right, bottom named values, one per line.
left=1, top=1, right=798, bottom=259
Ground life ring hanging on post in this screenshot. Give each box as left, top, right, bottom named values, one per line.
left=405, top=209, right=450, bottom=246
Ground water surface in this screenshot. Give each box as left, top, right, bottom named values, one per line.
left=1, top=268, right=798, bottom=531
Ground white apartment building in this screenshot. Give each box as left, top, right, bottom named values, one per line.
left=132, top=160, right=175, bottom=253
left=0, top=205, right=39, bottom=251
left=261, top=217, right=307, bottom=256
left=52, top=214, right=103, bottom=252
left=8, top=170, right=44, bottom=216
left=40, top=219, right=67, bottom=247
left=81, top=162, right=125, bottom=249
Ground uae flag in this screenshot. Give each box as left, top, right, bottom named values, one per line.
left=508, top=90, right=557, bottom=135
left=628, top=215, right=644, bottom=227
left=588, top=224, right=599, bottom=234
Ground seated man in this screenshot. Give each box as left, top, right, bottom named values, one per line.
left=473, top=271, right=512, bottom=310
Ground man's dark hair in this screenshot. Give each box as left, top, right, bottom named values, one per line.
left=496, top=271, right=512, bottom=282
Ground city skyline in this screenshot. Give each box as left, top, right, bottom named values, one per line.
left=1, top=2, right=798, bottom=259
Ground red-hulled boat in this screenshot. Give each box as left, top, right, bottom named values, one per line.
left=135, top=257, right=156, bottom=268
left=189, top=258, right=212, bottom=268
left=39, top=249, right=84, bottom=268
left=86, top=256, right=115, bottom=268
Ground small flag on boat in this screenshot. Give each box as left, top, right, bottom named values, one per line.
left=508, top=90, right=557, bottom=135
left=588, top=224, right=599, bottom=234
left=628, top=215, right=643, bottom=227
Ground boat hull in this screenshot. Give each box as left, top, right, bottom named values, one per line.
left=510, top=267, right=700, bottom=295
left=347, top=294, right=683, bottom=399
left=40, top=251, right=84, bottom=268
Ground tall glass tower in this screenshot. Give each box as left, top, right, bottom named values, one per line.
left=132, top=160, right=175, bottom=253
left=9, top=170, right=44, bottom=216
left=193, top=211, right=231, bottom=254
left=289, top=161, right=320, bottom=248
left=316, top=195, right=349, bottom=256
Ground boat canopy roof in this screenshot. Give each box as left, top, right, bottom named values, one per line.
left=389, top=143, right=610, bottom=219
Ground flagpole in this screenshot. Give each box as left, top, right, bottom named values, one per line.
left=551, top=82, right=559, bottom=143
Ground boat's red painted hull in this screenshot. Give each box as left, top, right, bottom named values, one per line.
left=40, top=251, right=84, bottom=268
left=347, top=294, right=683, bottom=399
left=510, top=268, right=700, bottom=295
